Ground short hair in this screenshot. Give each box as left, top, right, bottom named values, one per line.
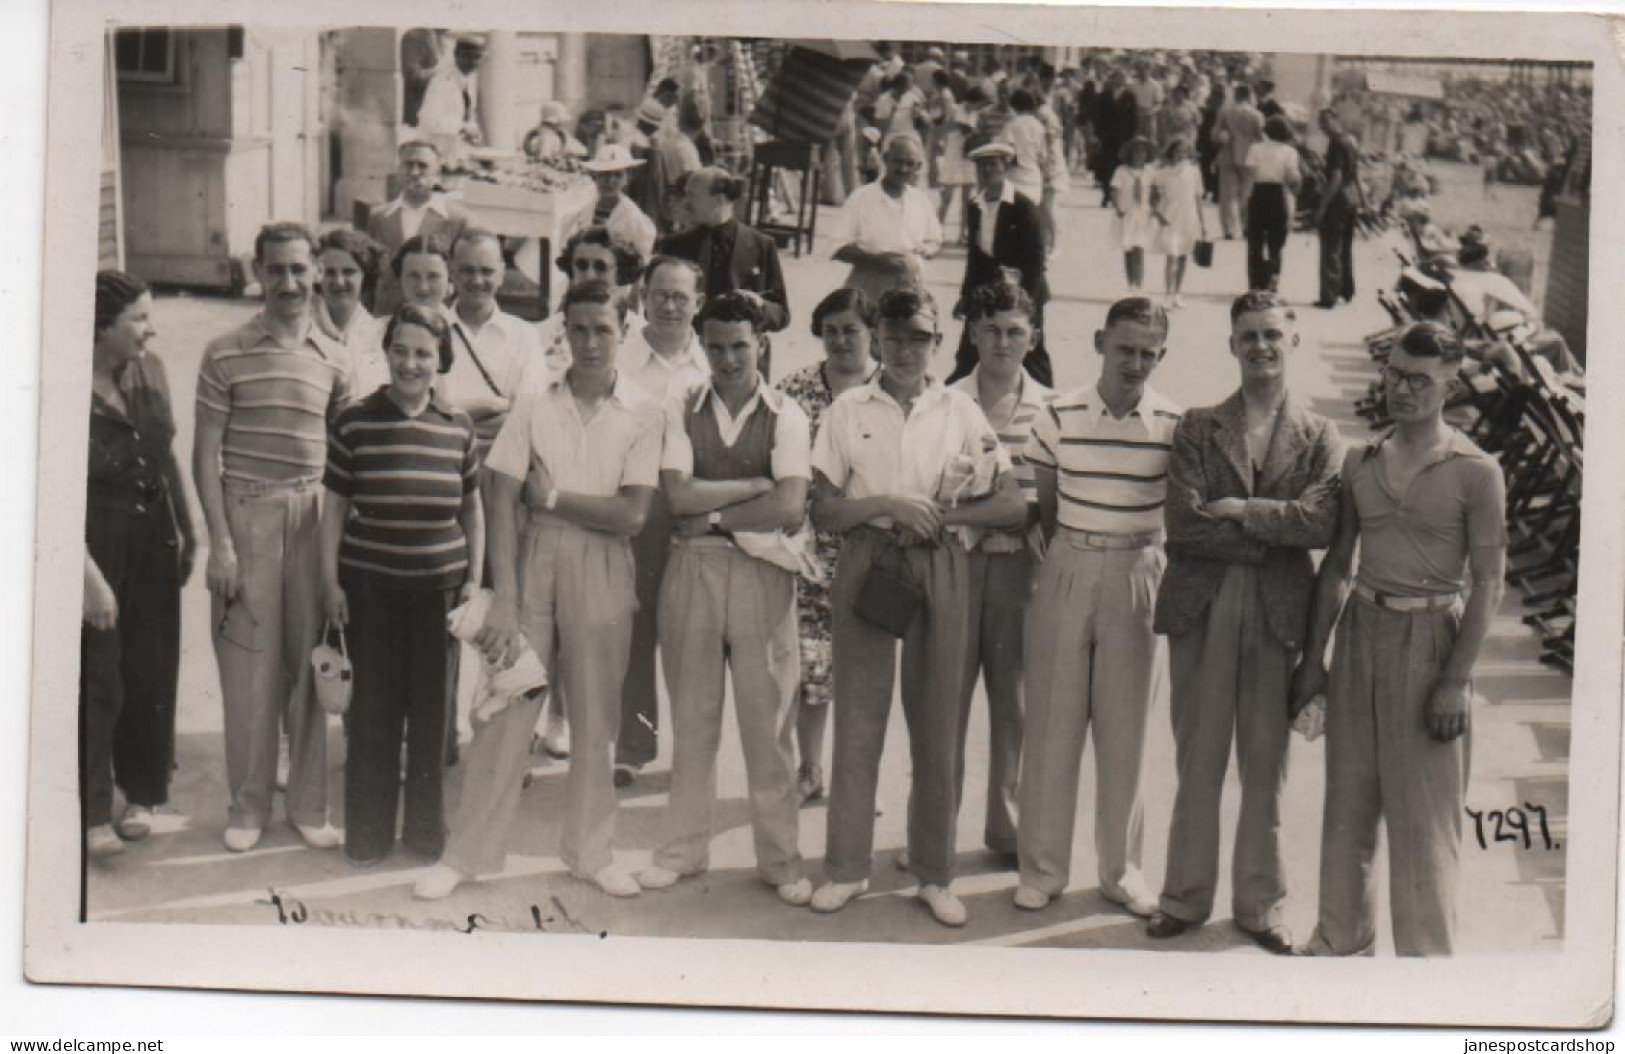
left=451, top=227, right=505, bottom=262
left=391, top=233, right=453, bottom=279
left=397, top=139, right=441, bottom=159
left=691, top=167, right=747, bottom=201
left=94, top=269, right=149, bottom=336
left=810, top=286, right=877, bottom=336
left=1230, top=289, right=1297, bottom=323
left=254, top=221, right=317, bottom=264
left=381, top=303, right=456, bottom=374
left=1264, top=115, right=1295, bottom=143
left=1233, top=84, right=1253, bottom=102
left=560, top=278, right=629, bottom=323
left=1161, top=136, right=1193, bottom=162
left=1256, top=79, right=1275, bottom=95
left=1009, top=88, right=1038, bottom=113
left=964, top=281, right=1038, bottom=324
left=696, top=290, right=768, bottom=335
left=876, top=285, right=938, bottom=325
left=317, top=228, right=385, bottom=287
left=643, top=253, right=705, bottom=292
left=1396, top=320, right=1465, bottom=366
left=932, top=69, right=950, bottom=88
left=1103, top=296, right=1169, bottom=336
left=655, top=77, right=680, bottom=96
left=555, top=226, right=644, bottom=287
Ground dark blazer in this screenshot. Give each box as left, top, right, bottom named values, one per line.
left=958, top=189, right=1048, bottom=310
left=657, top=219, right=790, bottom=332
left=366, top=197, right=472, bottom=316
left=1153, top=390, right=1343, bottom=650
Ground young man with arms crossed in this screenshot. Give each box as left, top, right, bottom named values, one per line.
left=1147, top=292, right=1343, bottom=954
left=194, top=222, right=350, bottom=853
left=636, top=292, right=813, bottom=906
left=1013, top=297, right=1180, bottom=917
left=1295, top=322, right=1507, bottom=957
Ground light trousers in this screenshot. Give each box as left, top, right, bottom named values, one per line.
left=1158, top=564, right=1293, bottom=930
left=1017, top=532, right=1165, bottom=899
left=1218, top=163, right=1248, bottom=239
left=654, top=541, right=803, bottom=885
left=442, top=519, right=636, bottom=878
left=211, top=477, right=328, bottom=830
left=1304, top=594, right=1470, bottom=958
left=825, top=529, right=973, bottom=888
left=954, top=546, right=1033, bottom=855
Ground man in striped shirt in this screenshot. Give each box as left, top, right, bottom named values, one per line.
left=1014, top=296, right=1181, bottom=915
left=949, top=282, right=1053, bottom=861
left=193, top=222, right=351, bottom=853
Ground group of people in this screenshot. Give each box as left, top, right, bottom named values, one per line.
left=83, top=43, right=1506, bottom=957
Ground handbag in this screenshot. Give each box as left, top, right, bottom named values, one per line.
left=852, top=536, right=925, bottom=639
left=1193, top=239, right=1215, bottom=268
left=310, top=621, right=353, bottom=717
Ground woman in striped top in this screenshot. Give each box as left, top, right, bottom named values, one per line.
left=320, top=304, right=485, bottom=867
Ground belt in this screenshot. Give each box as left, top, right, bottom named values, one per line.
left=1354, top=583, right=1461, bottom=612
left=1061, top=527, right=1163, bottom=551
left=223, top=474, right=323, bottom=496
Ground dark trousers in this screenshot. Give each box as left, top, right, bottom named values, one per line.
left=343, top=580, right=458, bottom=862
left=81, top=506, right=180, bottom=828
left=1318, top=196, right=1358, bottom=304
left=949, top=307, right=1053, bottom=389
left=617, top=494, right=673, bottom=768
left=1245, top=184, right=1290, bottom=292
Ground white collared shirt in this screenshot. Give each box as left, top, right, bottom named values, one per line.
left=1024, top=382, right=1183, bottom=534
left=535, top=309, right=650, bottom=374
left=485, top=367, right=663, bottom=496
left=317, top=301, right=389, bottom=399
left=812, top=376, right=1010, bottom=522
left=445, top=305, right=545, bottom=406
left=833, top=180, right=944, bottom=259
left=619, top=324, right=712, bottom=402
left=661, top=383, right=811, bottom=480
left=977, top=181, right=1018, bottom=258
left=379, top=192, right=454, bottom=241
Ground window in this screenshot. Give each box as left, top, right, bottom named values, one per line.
left=114, top=27, right=179, bottom=85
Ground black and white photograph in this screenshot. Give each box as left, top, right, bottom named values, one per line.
left=21, top=0, right=1624, bottom=1029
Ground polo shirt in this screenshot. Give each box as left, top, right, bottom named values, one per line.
left=811, top=376, right=1009, bottom=528
left=485, top=367, right=662, bottom=518
left=1350, top=429, right=1508, bottom=598
left=952, top=367, right=1055, bottom=501
left=833, top=181, right=944, bottom=259
left=324, top=389, right=479, bottom=590
left=1024, top=382, right=1182, bottom=534
left=196, top=315, right=351, bottom=484
left=534, top=309, right=649, bottom=374
left=661, top=382, right=811, bottom=481
left=620, top=325, right=712, bottom=403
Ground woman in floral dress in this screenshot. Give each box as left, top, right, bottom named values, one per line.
left=774, top=287, right=880, bottom=803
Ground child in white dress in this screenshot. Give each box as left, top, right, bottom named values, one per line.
left=1111, top=137, right=1158, bottom=291
left=1151, top=138, right=1208, bottom=308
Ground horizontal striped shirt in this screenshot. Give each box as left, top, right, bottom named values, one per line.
left=1024, top=383, right=1182, bottom=534
left=324, top=388, right=479, bottom=589
left=196, top=315, right=352, bottom=483
left=954, top=367, right=1054, bottom=553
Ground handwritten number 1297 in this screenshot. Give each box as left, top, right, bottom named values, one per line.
left=1464, top=804, right=1559, bottom=851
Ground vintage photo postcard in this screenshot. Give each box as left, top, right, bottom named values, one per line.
left=23, top=0, right=1623, bottom=1027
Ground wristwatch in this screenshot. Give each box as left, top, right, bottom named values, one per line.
left=707, top=510, right=724, bottom=532
left=543, top=487, right=559, bottom=511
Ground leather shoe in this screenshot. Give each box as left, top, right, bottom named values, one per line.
left=1237, top=921, right=1297, bottom=956
left=1147, top=911, right=1198, bottom=939
left=612, top=764, right=639, bottom=789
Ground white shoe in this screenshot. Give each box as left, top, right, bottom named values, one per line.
left=919, top=883, right=968, bottom=927
left=1013, top=884, right=1052, bottom=911
left=223, top=825, right=262, bottom=853
left=1101, top=881, right=1159, bottom=919
left=116, top=805, right=153, bottom=841
left=637, top=866, right=683, bottom=891
left=86, top=824, right=124, bottom=858
left=776, top=878, right=814, bottom=907
left=590, top=865, right=641, bottom=898
left=541, top=709, right=570, bottom=759
left=293, top=822, right=342, bottom=850
left=810, top=879, right=869, bottom=913
left=413, top=864, right=466, bottom=901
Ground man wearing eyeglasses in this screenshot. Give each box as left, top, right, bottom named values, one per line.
left=1294, top=321, right=1508, bottom=957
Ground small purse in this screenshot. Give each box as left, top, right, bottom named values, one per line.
left=1193, top=239, right=1215, bottom=268
left=310, top=621, right=353, bottom=717
left=853, top=537, right=925, bottom=639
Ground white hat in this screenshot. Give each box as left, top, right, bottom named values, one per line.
left=581, top=142, right=647, bottom=172
left=967, top=141, right=1016, bottom=161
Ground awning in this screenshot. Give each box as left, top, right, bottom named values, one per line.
left=749, top=45, right=872, bottom=144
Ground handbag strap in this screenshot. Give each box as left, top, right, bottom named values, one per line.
left=325, top=620, right=347, bottom=657
left=451, top=323, right=504, bottom=398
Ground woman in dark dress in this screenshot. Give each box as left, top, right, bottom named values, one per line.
left=82, top=271, right=198, bottom=857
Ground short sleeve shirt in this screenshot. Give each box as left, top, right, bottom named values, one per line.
left=1024, top=383, right=1182, bottom=534
left=485, top=367, right=662, bottom=504
left=661, top=384, right=812, bottom=481
left=1351, top=430, right=1509, bottom=597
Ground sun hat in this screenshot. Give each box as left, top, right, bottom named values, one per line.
left=582, top=142, right=647, bottom=172
left=967, top=140, right=1017, bottom=161
left=634, top=96, right=669, bottom=130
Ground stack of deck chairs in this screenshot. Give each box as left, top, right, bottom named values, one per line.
left=1354, top=244, right=1583, bottom=674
